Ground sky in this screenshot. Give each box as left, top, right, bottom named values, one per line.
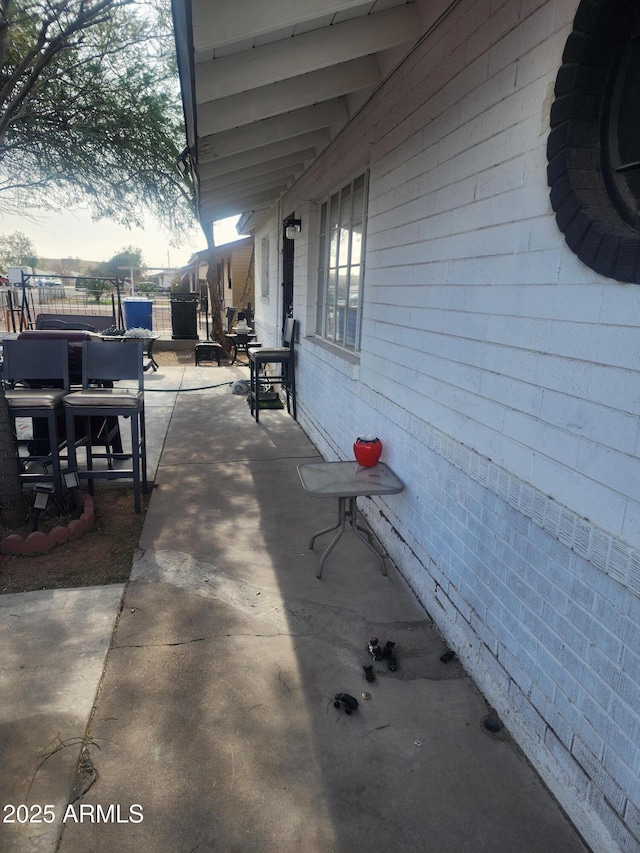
left=0, top=208, right=245, bottom=271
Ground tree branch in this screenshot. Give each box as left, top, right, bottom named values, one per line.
left=0, top=0, right=134, bottom=142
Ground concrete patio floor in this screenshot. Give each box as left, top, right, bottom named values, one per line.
left=0, top=362, right=590, bottom=852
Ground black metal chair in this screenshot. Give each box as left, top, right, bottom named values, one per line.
left=63, top=341, right=147, bottom=512
left=2, top=339, right=70, bottom=502
left=248, top=318, right=297, bottom=422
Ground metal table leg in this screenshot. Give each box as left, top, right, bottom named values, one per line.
left=310, top=496, right=386, bottom=578
left=311, top=496, right=348, bottom=578
left=348, top=497, right=387, bottom=575
left=146, top=337, right=159, bottom=371
left=308, top=515, right=342, bottom=550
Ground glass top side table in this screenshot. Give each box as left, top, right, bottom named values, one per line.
left=297, top=461, right=404, bottom=578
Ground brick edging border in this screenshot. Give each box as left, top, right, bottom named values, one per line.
left=1, top=493, right=94, bottom=556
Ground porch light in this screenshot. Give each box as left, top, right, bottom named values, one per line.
left=284, top=218, right=302, bottom=240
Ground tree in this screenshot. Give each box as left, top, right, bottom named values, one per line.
left=100, top=246, right=144, bottom=280
left=0, top=0, right=195, bottom=235
left=137, top=282, right=159, bottom=295
left=204, top=230, right=228, bottom=355
left=87, top=245, right=143, bottom=301
left=0, top=230, right=37, bottom=269
left=83, top=275, right=112, bottom=303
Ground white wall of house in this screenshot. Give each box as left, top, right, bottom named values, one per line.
left=254, top=216, right=282, bottom=344
left=253, top=1, right=640, bottom=849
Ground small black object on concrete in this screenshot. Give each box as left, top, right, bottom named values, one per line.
left=368, top=637, right=383, bottom=660
left=382, top=640, right=398, bottom=670
left=483, top=717, right=502, bottom=733
left=363, top=665, right=375, bottom=682
left=368, top=636, right=399, bottom=670
left=334, top=693, right=359, bottom=715
left=440, top=649, right=457, bottom=663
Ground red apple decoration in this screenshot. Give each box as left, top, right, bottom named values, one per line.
left=354, top=435, right=383, bottom=467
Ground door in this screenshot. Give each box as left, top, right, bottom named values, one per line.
left=282, top=214, right=295, bottom=335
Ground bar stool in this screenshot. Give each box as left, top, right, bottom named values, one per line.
left=248, top=318, right=297, bottom=422
left=64, top=341, right=147, bottom=512
left=2, top=339, right=70, bottom=503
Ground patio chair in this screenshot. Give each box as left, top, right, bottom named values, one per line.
left=2, top=338, right=70, bottom=503
left=18, top=328, right=124, bottom=454
left=248, top=317, right=297, bottom=422
left=63, top=340, right=147, bottom=512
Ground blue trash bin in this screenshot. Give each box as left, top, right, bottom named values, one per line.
left=123, top=297, right=153, bottom=331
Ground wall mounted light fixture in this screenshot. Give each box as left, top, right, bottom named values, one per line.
left=284, top=218, right=302, bottom=240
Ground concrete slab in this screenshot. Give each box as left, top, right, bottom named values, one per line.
left=58, top=379, right=586, bottom=852
left=0, top=367, right=589, bottom=852
left=57, top=551, right=588, bottom=853
left=0, top=585, right=125, bottom=852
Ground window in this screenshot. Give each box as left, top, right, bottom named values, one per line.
left=316, top=172, right=368, bottom=350
left=260, top=237, right=270, bottom=297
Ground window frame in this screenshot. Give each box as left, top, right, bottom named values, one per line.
left=260, top=236, right=270, bottom=297
left=315, top=171, right=369, bottom=351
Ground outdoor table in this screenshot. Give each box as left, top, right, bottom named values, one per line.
left=225, top=331, right=258, bottom=364
left=99, top=333, right=160, bottom=371
left=297, top=460, right=404, bottom=578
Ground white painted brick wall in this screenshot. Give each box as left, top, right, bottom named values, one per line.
left=253, top=1, right=640, bottom=849
left=253, top=217, right=281, bottom=343
left=293, top=332, right=640, bottom=849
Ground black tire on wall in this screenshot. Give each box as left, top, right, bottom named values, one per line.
left=547, top=0, right=640, bottom=282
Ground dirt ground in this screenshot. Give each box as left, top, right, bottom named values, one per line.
left=153, top=348, right=198, bottom=366
left=0, top=487, right=150, bottom=594
left=154, top=346, right=233, bottom=367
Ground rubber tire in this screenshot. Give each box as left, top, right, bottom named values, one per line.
left=547, top=0, right=640, bottom=282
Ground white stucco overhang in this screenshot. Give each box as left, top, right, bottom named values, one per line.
left=171, top=0, right=451, bottom=236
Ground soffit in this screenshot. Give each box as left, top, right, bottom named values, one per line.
left=174, top=0, right=425, bottom=230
